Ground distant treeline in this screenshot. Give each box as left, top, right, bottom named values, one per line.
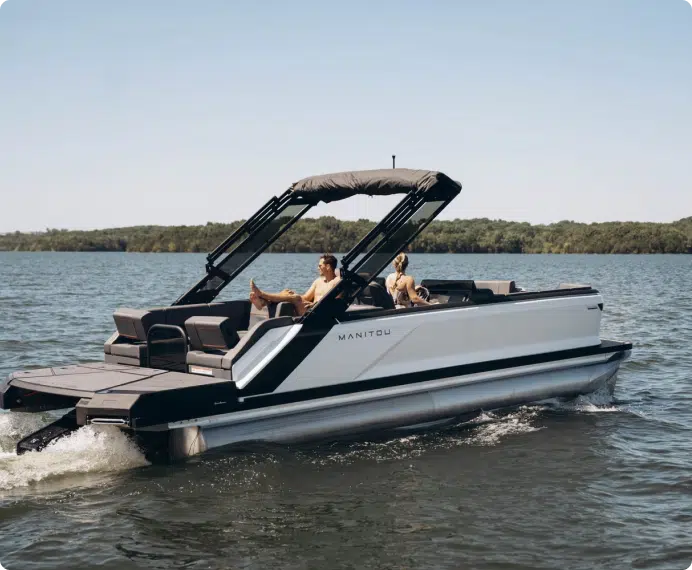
left=1, top=217, right=691, bottom=254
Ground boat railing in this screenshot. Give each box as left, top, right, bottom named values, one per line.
left=147, top=324, right=189, bottom=372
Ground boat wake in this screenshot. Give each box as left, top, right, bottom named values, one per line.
left=306, top=386, right=630, bottom=465
left=463, top=407, right=546, bottom=445
left=0, top=412, right=148, bottom=492
left=537, top=382, right=621, bottom=413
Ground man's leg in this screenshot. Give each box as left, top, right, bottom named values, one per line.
left=250, top=280, right=306, bottom=315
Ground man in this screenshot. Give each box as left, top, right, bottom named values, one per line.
left=249, top=253, right=340, bottom=316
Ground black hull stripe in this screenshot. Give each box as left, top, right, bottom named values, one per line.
left=237, top=340, right=632, bottom=412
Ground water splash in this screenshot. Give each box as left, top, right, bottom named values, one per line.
left=534, top=380, right=622, bottom=413
left=301, top=407, right=547, bottom=466
left=462, top=408, right=545, bottom=445
left=0, top=421, right=149, bottom=491
left=0, top=411, right=53, bottom=454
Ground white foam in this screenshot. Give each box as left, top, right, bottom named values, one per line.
left=0, top=411, right=52, bottom=454
left=545, top=385, right=620, bottom=413
left=0, top=424, right=149, bottom=491
left=462, top=408, right=545, bottom=446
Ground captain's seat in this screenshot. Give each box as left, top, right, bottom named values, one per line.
left=355, top=281, right=395, bottom=310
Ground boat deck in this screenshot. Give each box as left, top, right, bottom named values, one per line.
left=1, top=362, right=238, bottom=428
left=3, top=362, right=228, bottom=399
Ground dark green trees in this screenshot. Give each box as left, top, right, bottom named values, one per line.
left=1, top=217, right=690, bottom=254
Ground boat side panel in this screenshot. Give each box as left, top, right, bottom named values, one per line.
left=272, top=295, right=603, bottom=394
left=177, top=359, right=621, bottom=458
left=231, top=325, right=302, bottom=389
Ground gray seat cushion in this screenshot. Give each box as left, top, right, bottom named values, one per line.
left=275, top=302, right=297, bottom=317
left=184, top=316, right=295, bottom=372
left=185, top=316, right=240, bottom=351
left=208, top=301, right=251, bottom=328
left=110, top=342, right=148, bottom=359
left=113, top=301, right=253, bottom=343
left=473, top=280, right=517, bottom=295
left=113, top=308, right=164, bottom=341
left=186, top=350, right=225, bottom=368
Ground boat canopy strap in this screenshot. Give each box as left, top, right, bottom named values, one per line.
left=174, top=168, right=461, bottom=307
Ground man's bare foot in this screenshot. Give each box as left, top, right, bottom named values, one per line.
left=250, top=279, right=263, bottom=298
left=249, top=291, right=266, bottom=310
left=249, top=279, right=267, bottom=310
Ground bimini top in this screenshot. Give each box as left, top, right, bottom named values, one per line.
left=289, top=168, right=462, bottom=204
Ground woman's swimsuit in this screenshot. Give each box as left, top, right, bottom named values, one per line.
left=390, top=273, right=412, bottom=308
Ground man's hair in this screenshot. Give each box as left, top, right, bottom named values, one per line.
left=320, top=253, right=338, bottom=271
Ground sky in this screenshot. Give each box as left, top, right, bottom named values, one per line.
left=0, top=0, right=691, bottom=232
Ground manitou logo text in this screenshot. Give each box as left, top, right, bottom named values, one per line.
left=338, top=329, right=391, bottom=341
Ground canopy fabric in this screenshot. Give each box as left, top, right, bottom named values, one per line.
left=289, top=168, right=462, bottom=204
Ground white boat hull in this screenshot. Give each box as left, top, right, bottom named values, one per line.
left=169, top=350, right=627, bottom=459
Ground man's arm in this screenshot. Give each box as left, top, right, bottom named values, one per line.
left=301, top=279, right=319, bottom=303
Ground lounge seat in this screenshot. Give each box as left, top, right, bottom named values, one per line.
left=109, top=342, right=148, bottom=360
left=185, top=316, right=240, bottom=352
left=474, top=280, right=517, bottom=295
left=356, top=282, right=395, bottom=310
left=187, top=350, right=226, bottom=369
left=107, top=299, right=298, bottom=370
left=185, top=316, right=295, bottom=376
left=112, top=301, right=252, bottom=343
left=106, top=301, right=249, bottom=366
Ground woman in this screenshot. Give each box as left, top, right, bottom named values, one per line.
left=385, top=252, right=431, bottom=309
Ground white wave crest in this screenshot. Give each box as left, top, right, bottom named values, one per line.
left=463, top=408, right=544, bottom=446
left=0, top=424, right=149, bottom=491
left=543, top=384, right=620, bottom=413
left=0, top=411, right=53, bottom=454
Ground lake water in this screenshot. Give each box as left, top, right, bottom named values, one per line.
left=0, top=252, right=691, bottom=570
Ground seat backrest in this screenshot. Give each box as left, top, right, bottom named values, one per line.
left=163, top=304, right=211, bottom=327
left=419, top=280, right=478, bottom=304
left=185, top=316, right=240, bottom=351
left=473, top=280, right=517, bottom=295
left=113, top=301, right=252, bottom=342
left=275, top=302, right=297, bottom=317
left=248, top=303, right=272, bottom=330
left=113, top=307, right=166, bottom=341
left=357, top=282, right=395, bottom=310
left=208, top=300, right=252, bottom=330
left=420, top=279, right=477, bottom=294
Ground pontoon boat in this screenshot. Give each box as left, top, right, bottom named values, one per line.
left=0, top=169, right=632, bottom=460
